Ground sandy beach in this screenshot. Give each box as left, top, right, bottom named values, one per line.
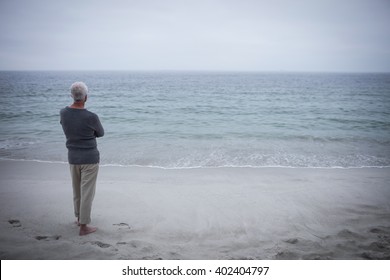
left=0, top=159, right=389, bottom=260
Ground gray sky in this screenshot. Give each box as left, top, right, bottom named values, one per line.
left=0, top=0, right=389, bottom=72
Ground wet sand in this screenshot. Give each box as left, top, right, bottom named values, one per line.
left=0, top=159, right=389, bottom=259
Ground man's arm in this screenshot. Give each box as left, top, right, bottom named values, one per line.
left=94, top=115, right=105, bottom=137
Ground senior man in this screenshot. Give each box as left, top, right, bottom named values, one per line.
left=60, top=82, right=104, bottom=236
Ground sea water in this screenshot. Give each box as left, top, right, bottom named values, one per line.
left=0, top=71, right=389, bottom=168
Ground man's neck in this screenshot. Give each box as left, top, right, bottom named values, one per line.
left=70, top=102, right=85, bottom=109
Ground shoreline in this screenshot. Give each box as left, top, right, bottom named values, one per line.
left=1, top=157, right=389, bottom=170
left=1, top=159, right=389, bottom=260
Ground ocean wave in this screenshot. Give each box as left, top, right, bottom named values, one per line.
left=0, top=157, right=68, bottom=165
left=99, top=163, right=390, bottom=170
left=1, top=157, right=389, bottom=170
left=2, top=71, right=390, bottom=172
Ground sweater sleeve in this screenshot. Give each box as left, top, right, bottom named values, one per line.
left=93, top=114, right=105, bottom=138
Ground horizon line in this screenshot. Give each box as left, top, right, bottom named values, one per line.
left=0, top=69, right=389, bottom=74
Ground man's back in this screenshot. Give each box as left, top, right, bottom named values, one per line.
left=60, top=107, right=104, bottom=164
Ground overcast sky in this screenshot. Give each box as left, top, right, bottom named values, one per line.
left=0, top=0, right=389, bottom=72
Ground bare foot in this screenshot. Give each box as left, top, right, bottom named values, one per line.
left=79, top=225, right=97, bottom=236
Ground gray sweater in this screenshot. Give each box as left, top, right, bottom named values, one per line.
left=60, top=107, right=104, bottom=164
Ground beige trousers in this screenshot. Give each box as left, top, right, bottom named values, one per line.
left=69, top=164, right=99, bottom=225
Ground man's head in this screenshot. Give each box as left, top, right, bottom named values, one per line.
left=70, top=82, right=88, bottom=102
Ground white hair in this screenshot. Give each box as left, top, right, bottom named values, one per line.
left=70, top=82, right=88, bottom=101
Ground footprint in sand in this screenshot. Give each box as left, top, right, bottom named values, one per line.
left=284, top=238, right=299, bottom=244
left=91, top=241, right=112, bottom=248
left=113, top=222, right=131, bottom=229
left=35, top=235, right=61, bottom=241
left=115, top=241, right=137, bottom=247
left=142, top=256, right=163, bottom=260
left=8, top=219, right=22, bottom=227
